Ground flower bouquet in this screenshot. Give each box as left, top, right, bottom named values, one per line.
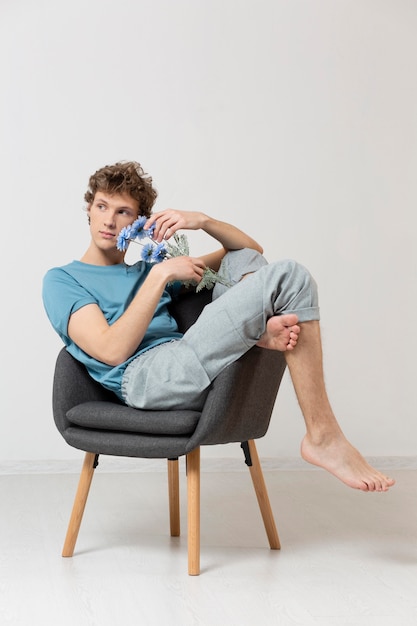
left=117, top=216, right=231, bottom=292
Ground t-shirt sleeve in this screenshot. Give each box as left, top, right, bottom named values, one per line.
left=42, top=267, right=97, bottom=343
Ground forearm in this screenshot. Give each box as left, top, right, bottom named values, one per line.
left=198, top=213, right=263, bottom=254
left=106, top=270, right=168, bottom=364
left=146, top=209, right=263, bottom=255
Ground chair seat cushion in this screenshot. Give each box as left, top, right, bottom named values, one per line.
left=66, top=401, right=201, bottom=436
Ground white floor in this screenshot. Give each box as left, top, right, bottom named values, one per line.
left=1, top=459, right=416, bottom=626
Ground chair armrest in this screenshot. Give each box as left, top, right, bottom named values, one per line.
left=186, top=347, right=286, bottom=450
left=52, top=348, right=118, bottom=435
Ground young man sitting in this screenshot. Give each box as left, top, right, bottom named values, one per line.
left=43, top=161, right=395, bottom=492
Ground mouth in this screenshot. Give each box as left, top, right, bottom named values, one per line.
left=100, top=231, right=115, bottom=239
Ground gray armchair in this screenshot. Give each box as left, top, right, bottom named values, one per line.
left=52, top=289, right=287, bottom=575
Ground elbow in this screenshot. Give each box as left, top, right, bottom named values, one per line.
left=98, top=333, right=143, bottom=367
left=106, top=356, right=126, bottom=368
left=245, top=242, right=263, bottom=255
left=242, top=240, right=263, bottom=255
left=227, top=243, right=263, bottom=255
left=101, top=347, right=132, bottom=368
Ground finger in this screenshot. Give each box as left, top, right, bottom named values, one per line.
left=144, top=210, right=168, bottom=228
left=191, top=258, right=206, bottom=270
left=163, top=226, right=176, bottom=240
left=152, top=217, right=176, bottom=242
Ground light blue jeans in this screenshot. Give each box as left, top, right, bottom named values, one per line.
left=121, top=250, right=320, bottom=410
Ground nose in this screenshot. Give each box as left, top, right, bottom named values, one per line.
left=104, top=211, right=116, bottom=227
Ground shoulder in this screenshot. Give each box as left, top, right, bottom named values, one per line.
left=43, top=262, right=84, bottom=292
left=44, top=260, right=79, bottom=278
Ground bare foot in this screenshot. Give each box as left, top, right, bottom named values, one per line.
left=257, top=314, right=301, bottom=351
left=301, top=433, right=395, bottom=492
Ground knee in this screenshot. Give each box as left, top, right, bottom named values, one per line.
left=286, top=258, right=312, bottom=283
left=237, top=248, right=268, bottom=272
left=220, top=248, right=268, bottom=276
left=272, top=258, right=319, bottom=304
left=213, top=248, right=268, bottom=300
left=292, top=260, right=319, bottom=304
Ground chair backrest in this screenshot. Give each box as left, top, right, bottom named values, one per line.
left=169, top=288, right=212, bottom=332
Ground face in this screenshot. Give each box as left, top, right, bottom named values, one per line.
left=87, top=191, right=139, bottom=254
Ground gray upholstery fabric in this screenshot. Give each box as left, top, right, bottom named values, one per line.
left=186, top=347, right=286, bottom=450
left=52, top=289, right=287, bottom=458
left=67, top=401, right=200, bottom=435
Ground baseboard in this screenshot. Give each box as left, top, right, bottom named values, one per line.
left=0, top=456, right=416, bottom=475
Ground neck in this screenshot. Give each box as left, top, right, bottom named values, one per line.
left=80, top=243, right=126, bottom=266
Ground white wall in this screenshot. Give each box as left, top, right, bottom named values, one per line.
left=1, top=0, right=416, bottom=463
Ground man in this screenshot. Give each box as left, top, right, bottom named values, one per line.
left=43, top=161, right=395, bottom=492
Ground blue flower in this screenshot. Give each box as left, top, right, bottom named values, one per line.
left=151, top=242, right=168, bottom=263
left=130, top=216, right=149, bottom=240
left=141, top=243, right=155, bottom=262
left=116, top=225, right=133, bottom=252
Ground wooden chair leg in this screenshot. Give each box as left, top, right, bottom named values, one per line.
left=167, top=459, right=180, bottom=537
left=62, top=451, right=98, bottom=557
left=246, top=440, right=281, bottom=550
left=186, top=447, right=200, bottom=576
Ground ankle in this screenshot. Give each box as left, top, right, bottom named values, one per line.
left=304, top=425, right=344, bottom=448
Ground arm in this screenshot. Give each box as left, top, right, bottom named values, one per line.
left=67, top=255, right=207, bottom=366
left=145, top=210, right=263, bottom=271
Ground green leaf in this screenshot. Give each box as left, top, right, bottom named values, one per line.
left=165, top=233, right=189, bottom=257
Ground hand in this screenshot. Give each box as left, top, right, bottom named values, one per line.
left=152, top=255, right=206, bottom=284
left=145, top=209, right=205, bottom=243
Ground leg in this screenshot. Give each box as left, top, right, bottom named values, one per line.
left=214, top=250, right=301, bottom=352
left=186, top=447, right=200, bottom=576
left=124, top=251, right=391, bottom=493
left=167, top=459, right=180, bottom=537
left=182, top=257, right=320, bottom=381
left=214, top=252, right=395, bottom=492
left=245, top=440, right=281, bottom=549
left=62, top=452, right=98, bottom=557
left=285, top=320, right=395, bottom=492
left=122, top=256, right=319, bottom=410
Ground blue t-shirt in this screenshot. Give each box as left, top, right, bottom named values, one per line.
left=42, top=260, right=182, bottom=399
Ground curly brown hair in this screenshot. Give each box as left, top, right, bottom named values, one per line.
left=84, top=161, right=158, bottom=218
